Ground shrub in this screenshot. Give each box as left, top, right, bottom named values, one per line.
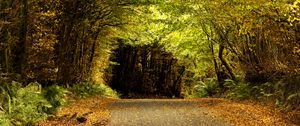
left=224, top=79, right=277, bottom=100
left=192, top=78, right=219, bottom=97
left=0, top=82, right=52, bottom=125
left=70, top=82, right=119, bottom=98
left=42, top=85, right=68, bottom=114
left=224, top=79, right=252, bottom=99
left=0, top=81, right=119, bottom=125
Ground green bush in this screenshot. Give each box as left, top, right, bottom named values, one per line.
left=42, top=85, right=68, bottom=114
left=192, top=78, right=219, bottom=97
left=252, top=82, right=275, bottom=98
left=70, top=82, right=119, bottom=98
left=224, top=79, right=252, bottom=99
left=0, top=81, right=118, bottom=125
left=190, top=77, right=278, bottom=100
left=0, top=82, right=52, bottom=125
left=224, top=79, right=278, bottom=100
left=0, top=81, right=21, bottom=100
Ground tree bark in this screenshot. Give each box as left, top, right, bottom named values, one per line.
left=56, top=0, right=78, bottom=85
left=218, top=44, right=236, bottom=81
left=17, top=0, right=28, bottom=80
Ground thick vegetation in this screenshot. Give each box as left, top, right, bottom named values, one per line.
left=0, top=81, right=117, bottom=125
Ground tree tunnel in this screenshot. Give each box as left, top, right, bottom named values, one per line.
left=104, top=42, right=186, bottom=98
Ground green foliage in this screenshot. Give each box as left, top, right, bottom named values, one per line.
left=224, top=79, right=252, bottom=99
left=223, top=78, right=300, bottom=111
left=191, top=78, right=219, bottom=98
left=0, top=80, right=120, bottom=125
left=224, top=79, right=278, bottom=100
left=0, top=81, right=22, bottom=99
left=42, top=85, right=68, bottom=114
left=0, top=82, right=51, bottom=125
left=252, top=82, right=275, bottom=98
left=285, top=92, right=300, bottom=110
left=70, top=82, right=119, bottom=98
left=224, top=79, right=273, bottom=100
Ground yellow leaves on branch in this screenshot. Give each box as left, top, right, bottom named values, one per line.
left=288, top=0, right=300, bottom=23
left=38, top=11, right=56, bottom=18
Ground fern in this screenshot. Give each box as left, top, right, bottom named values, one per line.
left=0, top=82, right=52, bottom=125
left=287, top=92, right=300, bottom=101
left=0, top=81, right=118, bottom=125
left=42, top=85, right=68, bottom=114
left=192, top=78, right=219, bottom=97
left=286, top=92, right=300, bottom=110
left=11, top=83, right=51, bottom=125
left=224, top=80, right=252, bottom=99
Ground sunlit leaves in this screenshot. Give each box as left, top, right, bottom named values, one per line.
left=111, top=1, right=215, bottom=83
left=289, top=0, right=300, bottom=23
left=198, top=0, right=299, bottom=83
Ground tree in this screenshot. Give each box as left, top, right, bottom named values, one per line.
left=55, top=0, right=129, bottom=85
left=197, top=0, right=299, bottom=83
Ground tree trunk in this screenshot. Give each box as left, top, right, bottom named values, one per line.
left=218, top=44, right=236, bottom=81
left=17, top=0, right=28, bottom=80
left=56, top=0, right=79, bottom=85
left=209, top=39, right=219, bottom=78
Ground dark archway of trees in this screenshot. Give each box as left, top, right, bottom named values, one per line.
left=105, top=42, right=186, bottom=98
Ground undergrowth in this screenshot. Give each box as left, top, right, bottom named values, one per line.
left=191, top=77, right=220, bottom=98
left=42, top=85, right=68, bottom=114
left=70, top=82, right=119, bottom=98
left=0, top=81, right=118, bottom=125
left=0, top=82, right=51, bottom=125
left=192, top=77, right=300, bottom=112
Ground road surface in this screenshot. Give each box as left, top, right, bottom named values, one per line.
left=107, top=99, right=232, bottom=126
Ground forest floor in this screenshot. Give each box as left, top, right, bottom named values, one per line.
left=38, top=97, right=298, bottom=126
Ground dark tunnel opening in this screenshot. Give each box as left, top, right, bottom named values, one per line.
left=104, top=42, right=186, bottom=98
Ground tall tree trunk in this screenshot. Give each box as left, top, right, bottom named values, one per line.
left=5, top=32, right=12, bottom=74
left=1, top=10, right=10, bottom=73
left=16, top=0, right=27, bottom=80
left=56, top=0, right=79, bottom=85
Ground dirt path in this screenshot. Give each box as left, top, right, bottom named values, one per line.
left=108, top=99, right=232, bottom=126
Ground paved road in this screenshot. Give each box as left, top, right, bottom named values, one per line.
left=107, top=99, right=232, bottom=126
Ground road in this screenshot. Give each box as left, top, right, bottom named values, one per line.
left=107, top=99, right=232, bottom=126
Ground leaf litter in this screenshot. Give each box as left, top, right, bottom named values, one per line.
left=38, top=96, right=116, bottom=126
left=38, top=97, right=299, bottom=126
left=195, top=98, right=298, bottom=126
